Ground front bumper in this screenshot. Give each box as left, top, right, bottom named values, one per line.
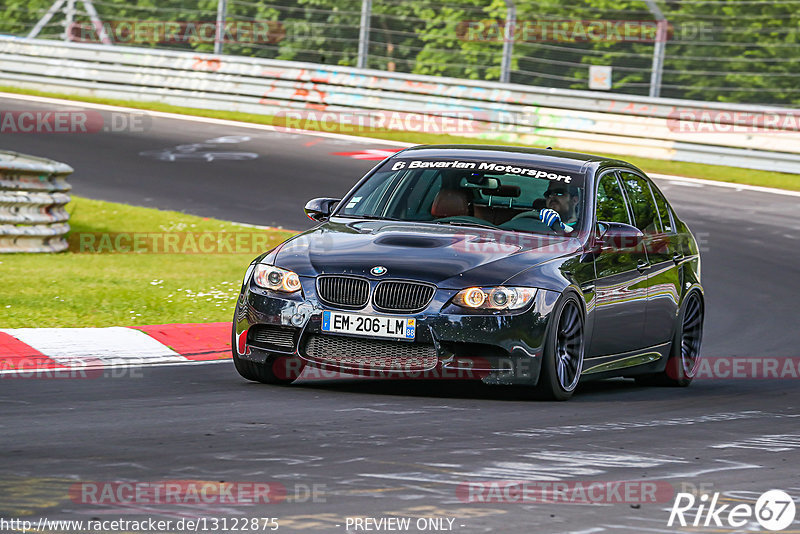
left=233, top=278, right=559, bottom=386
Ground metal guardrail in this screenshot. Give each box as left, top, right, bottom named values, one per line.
left=1, top=36, right=799, bottom=174
left=0, top=150, right=73, bottom=253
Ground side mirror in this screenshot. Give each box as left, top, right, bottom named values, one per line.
left=304, top=198, right=340, bottom=222
left=598, top=221, right=644, bottom=249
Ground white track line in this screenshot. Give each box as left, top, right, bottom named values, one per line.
left=2, top=91, right=797, bottom=197
left=650, top=173, right=800, bottom=198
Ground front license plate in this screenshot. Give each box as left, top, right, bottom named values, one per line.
left=321, top=311, right=415, bottom=340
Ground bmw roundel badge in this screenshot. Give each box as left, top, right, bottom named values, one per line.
left=370, top=265, right=387, bottom=276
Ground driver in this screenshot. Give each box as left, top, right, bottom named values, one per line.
left=539, top=183, right=580, bottom=233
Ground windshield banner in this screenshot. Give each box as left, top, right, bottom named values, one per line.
left=380, top=158, right=584, bottom=186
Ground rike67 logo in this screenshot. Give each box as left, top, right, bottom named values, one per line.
left=669, top=490, right=796, bottom=531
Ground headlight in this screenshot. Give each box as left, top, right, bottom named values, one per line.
left=452, top=286, right=536, bottom=311
left=253, top=264, right=302, bottom=293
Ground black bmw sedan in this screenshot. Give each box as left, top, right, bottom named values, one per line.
left=232, top=145, right=703, bottom=400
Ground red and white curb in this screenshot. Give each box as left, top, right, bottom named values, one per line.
left=0, top=323, right=231, bottom=376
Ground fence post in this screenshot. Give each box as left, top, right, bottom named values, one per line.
left=63, top=0, right=76, bottom=42
left=82, top=0, right=112, bottom=45
left=27, top=0, right=67, bottom=39
left=215, top=0, right=228, bottom=55
left=357, top=0, right=372, bottom=69
left=500, top=0, right=516, bottom=84
left=644, top=0, right=667, bottom=98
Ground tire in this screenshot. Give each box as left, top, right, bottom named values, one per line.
left=534, top=292, right=586, bottom=401
left=636, top=291, right=704, bottom=387
left=231, top=328, right=305, bottom=385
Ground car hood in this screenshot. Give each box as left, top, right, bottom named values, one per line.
left=274, top=219, right=579, bottom=288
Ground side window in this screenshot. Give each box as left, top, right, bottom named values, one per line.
left=596, top=172, right=630, bottom=225
left=620, top=172, right=660, bottom=234
left=650, top=182, right=674, bottom=233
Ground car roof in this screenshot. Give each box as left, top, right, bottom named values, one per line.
left=395, top=144, right=642, bottom=175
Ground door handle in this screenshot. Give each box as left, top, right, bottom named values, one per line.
left=636, top=260, right=650, bottom=273
left=672, top=252, right=684, bottom=264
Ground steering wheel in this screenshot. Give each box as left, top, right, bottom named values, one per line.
left=509, top=209, right=541, bottom=221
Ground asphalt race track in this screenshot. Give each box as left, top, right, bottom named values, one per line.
left=2, top=95, right=799, bottom=533
left=0, top=95, right=401, bottom=229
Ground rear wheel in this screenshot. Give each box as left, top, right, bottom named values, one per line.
left=637, top=291, right=704, bottom=387
left=534, top=293, right=585, bottom=401
left=232, top=328, right=305, bottom=384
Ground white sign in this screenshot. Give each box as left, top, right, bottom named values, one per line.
left=589, top=65, right=613, bottom=91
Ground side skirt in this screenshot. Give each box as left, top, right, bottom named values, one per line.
left=580, top=342, right=671, bottom=381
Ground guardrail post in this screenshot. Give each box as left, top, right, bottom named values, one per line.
left=357, top=0, right=372, bottom=69
left=215, top=0, right=228, bottom=55
left=500, top=0, right=516, bottom=84
left=644, top=0, right=667, bottom=98
left=0, top=151, right=74, bottom=253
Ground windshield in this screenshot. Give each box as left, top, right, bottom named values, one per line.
left=336, top=157, right=586, bottom=235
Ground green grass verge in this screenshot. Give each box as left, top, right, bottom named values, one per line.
left=2, top=85, right=798, bottom=192
left=2, top=197, right=296, bottom=328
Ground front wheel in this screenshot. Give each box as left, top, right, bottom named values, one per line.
left=534, top=293, right=586, bottom=401
left=637, top=291, right=704, bottom=387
